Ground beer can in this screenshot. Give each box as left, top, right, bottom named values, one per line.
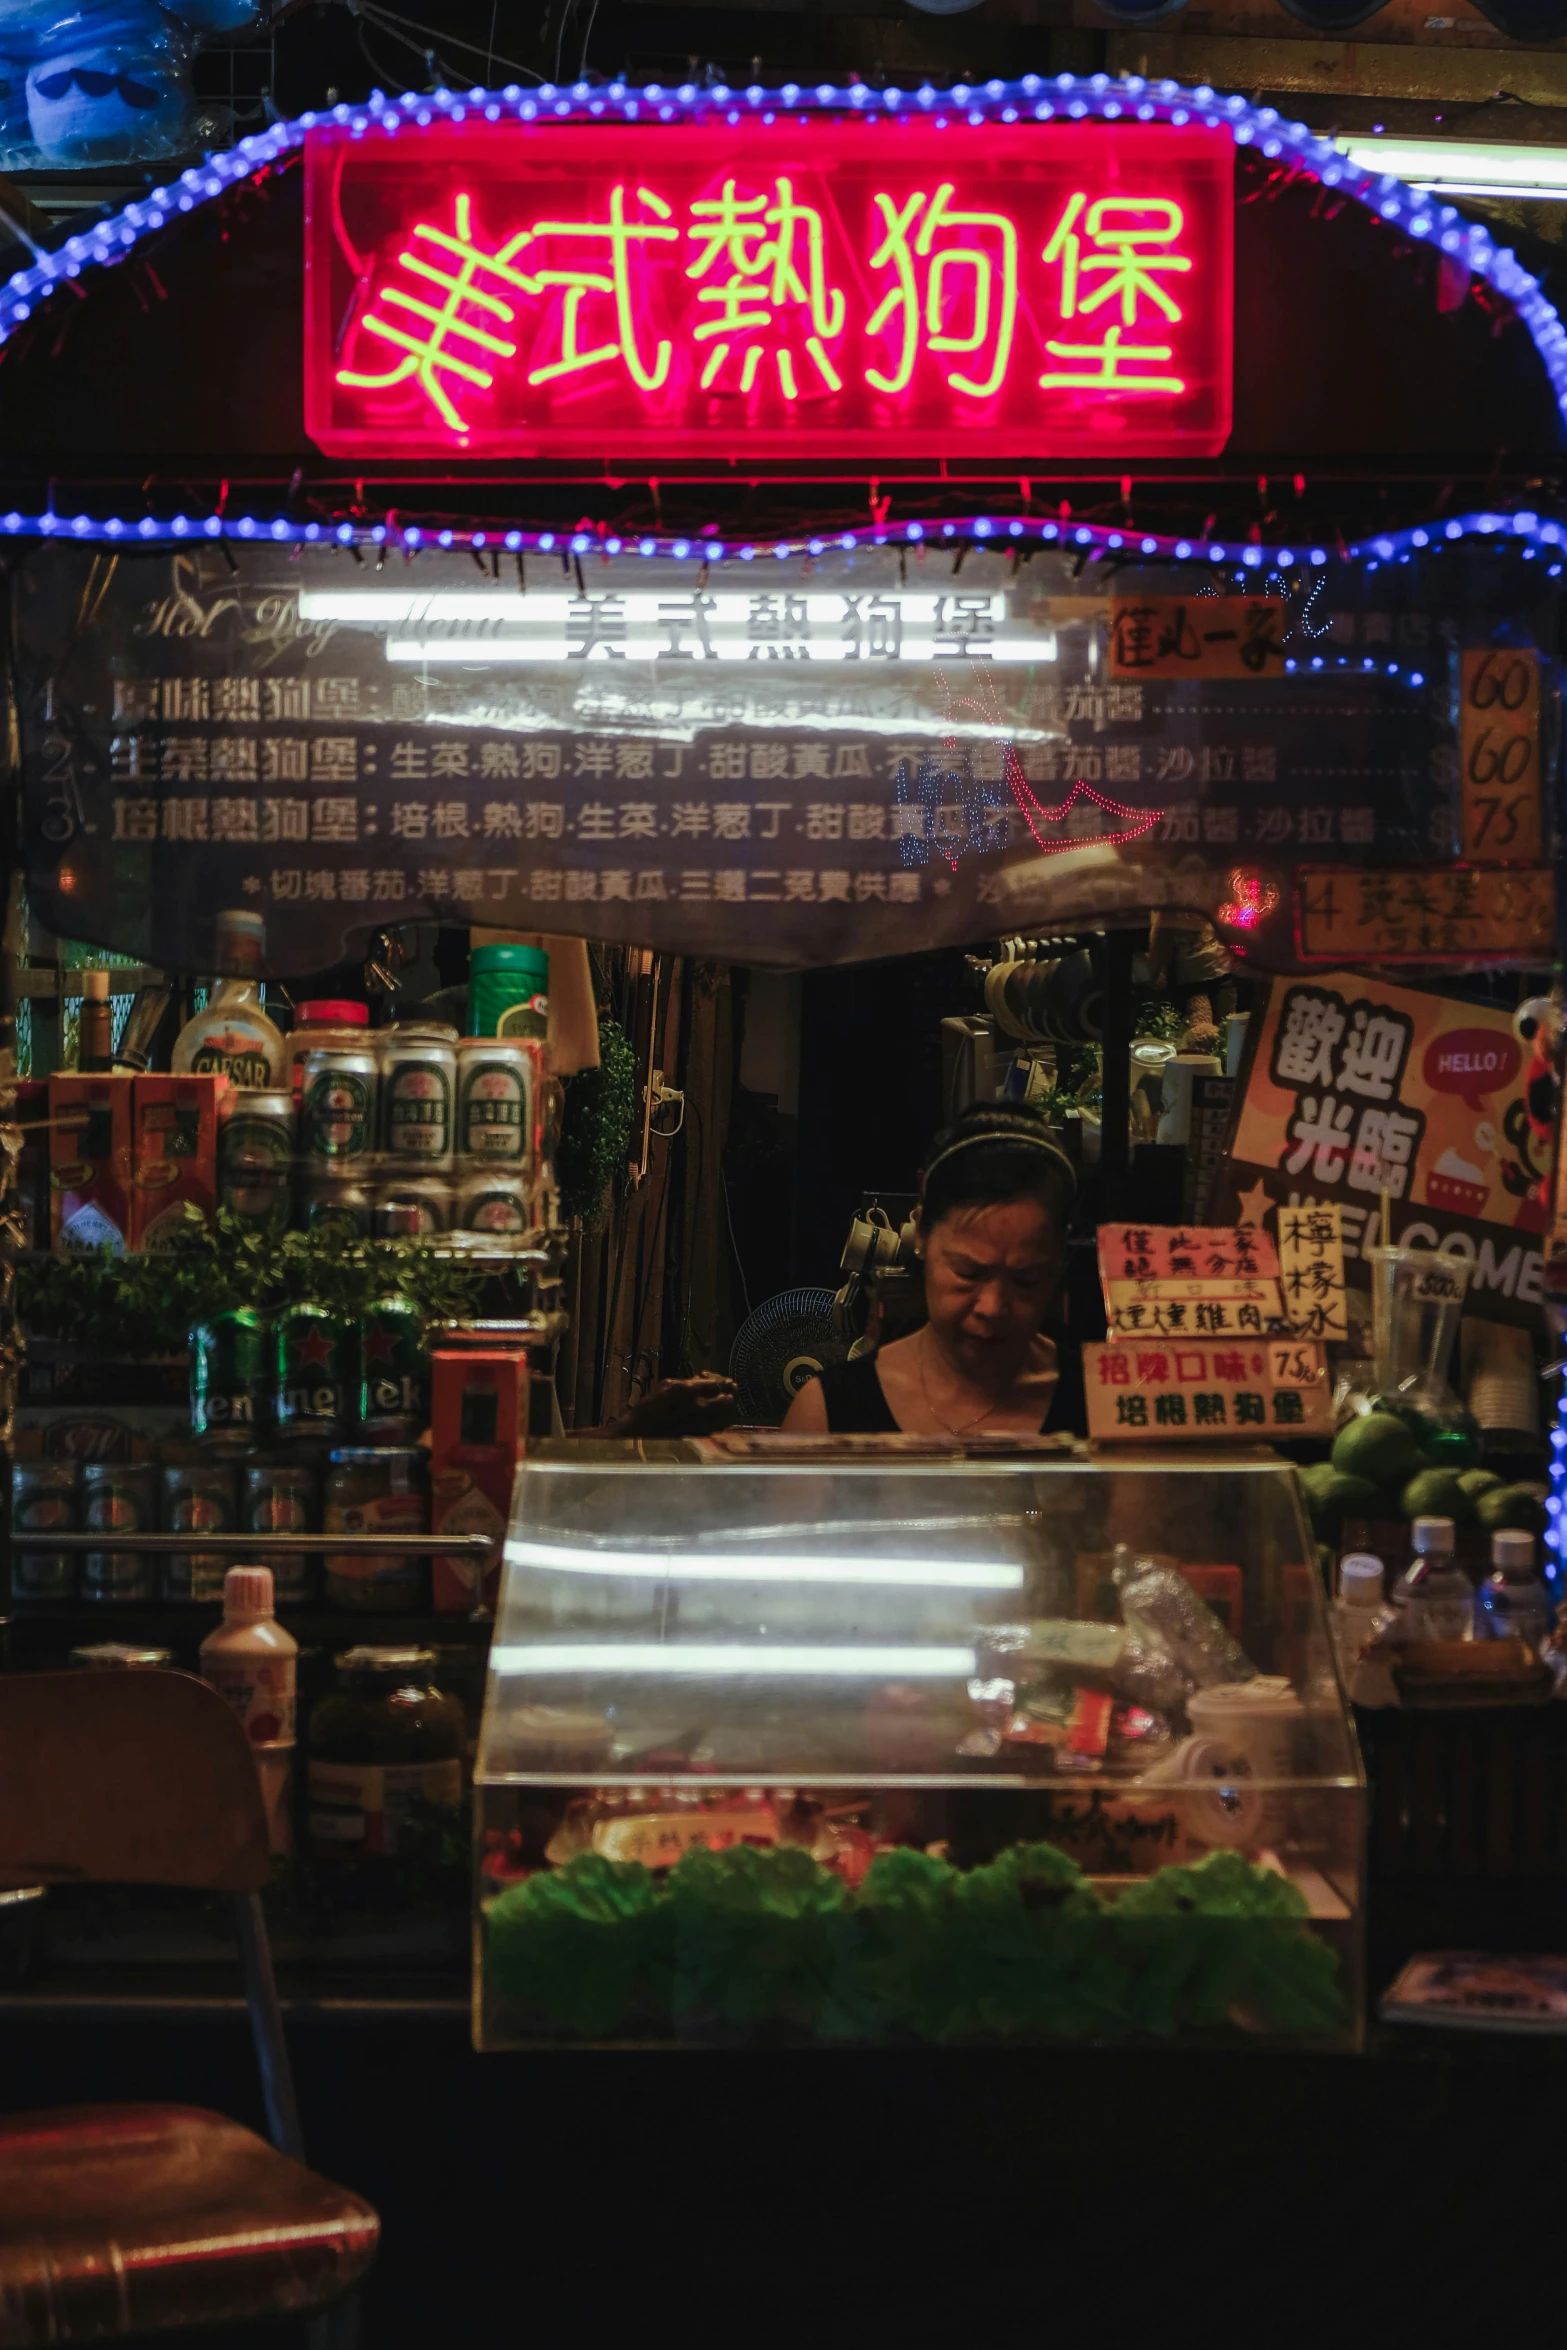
left=219, top=1089, right=294, bottom=1236
left=456, top=1038, right=537, bottom=1171
left=10, top=1460, right=78, bottom=1600
left=81, top=1461, right=157, bottom=1601
left=356, top=1295, right=430, bottom=1439
left=190, top=1307, right=268, bottom=1446
left=380, top=1023, right=457, bottom=1173
left=272, top=1302, right=350, bottom=1442
left=242, top=1461, right=318, bottom=1607
left=455, top=1170, right=531, bottom=1235
left=300, top=1045, right=379, bottom=1181
left=162, top=1460, right=238, bottom=1603
left=373, top=1175, right=451, bottom=1238
left=301, top=1181, right=373, bottom=1240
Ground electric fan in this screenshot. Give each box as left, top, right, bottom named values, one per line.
left=727, top=1288, right=849, bottom=1425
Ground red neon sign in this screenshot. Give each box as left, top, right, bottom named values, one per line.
left=304, top=120, right=1232, bottom=459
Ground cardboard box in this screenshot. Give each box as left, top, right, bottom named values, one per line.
left=429, top=1348, right=526, bottom=1612
left=131, top=1075, right=220, bottom=1251
left=48, top=1076, right=132, bottom=1254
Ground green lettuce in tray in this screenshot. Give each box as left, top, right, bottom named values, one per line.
left=483, top=1840, right=1350, bottom=2045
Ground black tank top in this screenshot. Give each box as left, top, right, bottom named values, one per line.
left=811, top=1330, right=1087, bottom=1437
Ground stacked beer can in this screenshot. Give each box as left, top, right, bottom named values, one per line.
left=219, top=1020, right=546, bottom=1241
left=10, top=1294, right=432, bottom=1611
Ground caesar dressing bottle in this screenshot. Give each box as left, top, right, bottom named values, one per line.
left=172, top=910, right=285, bottom=1091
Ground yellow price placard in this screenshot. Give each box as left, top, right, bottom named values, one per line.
left=1461, top=647, right=1541, bottom=865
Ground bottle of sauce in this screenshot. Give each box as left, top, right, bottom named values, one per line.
left=200, top=1565, right=298, bottom=1856
left=78, top=969, right=114, bottom=1072
left=307, top=1646, right=464, bottom=1863
left=172, top=910, right=285, bottom=1091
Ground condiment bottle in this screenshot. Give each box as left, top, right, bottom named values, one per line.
left=172, top=910, right=285, bottom=1091
left=200, top=1565, right=299, bottom=1856
left=78, top=969, right=114, bottom=1072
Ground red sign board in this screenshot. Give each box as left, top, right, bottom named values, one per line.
left=304, top=119, right=1233, bottom=459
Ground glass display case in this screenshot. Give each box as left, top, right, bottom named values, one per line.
left=473, top=1446, right=1364, bottom=2050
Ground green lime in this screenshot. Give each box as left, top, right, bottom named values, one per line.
left=1332, top=1411, right=1425, bottom=1491
left=1458, top=1468, right=1504, bottom=1503
left=1474, top=1483, right=1550, bottom=1538
left=1399, top=1466, right=1474, bottom=1523
left=1366, top=1395, right=1430, bottom=1439
left=1302, top=1469, right=1383, bottom=1539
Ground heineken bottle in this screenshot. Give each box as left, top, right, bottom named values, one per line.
left=355, top=1295, right=431, bottom=1438
left=271, top=1301, right=350, bottom=1441
left=190, top=1309, right=268, bottom=1444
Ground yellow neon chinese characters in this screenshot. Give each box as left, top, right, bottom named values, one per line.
left=685, top=176, right=846, bottom=396
left=865, top=183, right=1019, bottom=399
left=1040, top=192, right=1193, bottom=396
left=337, top=186, right=678, bottom=432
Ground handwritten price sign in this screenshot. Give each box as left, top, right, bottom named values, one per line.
left=1461, top=647, right=1541, bottom=865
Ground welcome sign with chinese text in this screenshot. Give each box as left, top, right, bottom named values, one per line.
left=304, top=120, right=1233, bottom=457
left=1212, top=970, right=1548, bottom=1329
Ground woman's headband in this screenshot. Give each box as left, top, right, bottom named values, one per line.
left=922, top=1130, right=1078, bottom=1193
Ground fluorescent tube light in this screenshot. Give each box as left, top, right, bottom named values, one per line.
left=491, top=1642, right=978, bottom=1676
left=502, top=1538, right=1024, bottom=1589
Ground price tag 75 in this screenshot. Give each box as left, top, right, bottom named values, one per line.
left=1460, top=648, right=1541, bottom=864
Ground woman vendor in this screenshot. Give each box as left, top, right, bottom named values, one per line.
left=784, top=1106, right=1087, bottom=1438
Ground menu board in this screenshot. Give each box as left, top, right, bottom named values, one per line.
left=1084, top=1337, right=1331, bottom=1442
left=18, top=543, right=1557, bottom=975
left=1097, top=1220, right=1287, bottom=1338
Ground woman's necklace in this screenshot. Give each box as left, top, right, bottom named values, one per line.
left=918, top=1328, right=1006, bottom=1436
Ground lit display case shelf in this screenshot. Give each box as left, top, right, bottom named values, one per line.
left=474, top=1446, right=1363, bottom=2051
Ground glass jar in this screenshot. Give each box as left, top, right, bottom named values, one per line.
left=323, top=1446, right=429, bottom=1610
left=306, top=1645, right=464, bottom=1860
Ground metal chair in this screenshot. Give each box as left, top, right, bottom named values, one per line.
left=0, top=1670, right=378, bottom=2346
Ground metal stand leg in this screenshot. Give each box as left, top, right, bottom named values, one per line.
left=233, top=1889, right=305, bottom=2162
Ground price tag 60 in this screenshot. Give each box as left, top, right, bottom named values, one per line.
left=1461, top=647, right=1541, bottom=865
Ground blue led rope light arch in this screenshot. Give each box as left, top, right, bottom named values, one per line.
left=0, top=72, right=1562, bottom=565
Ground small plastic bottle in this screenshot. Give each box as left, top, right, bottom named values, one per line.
left=1397, top=1515, right=1475, bottom=1642
left=200, top=1566, right=298, bottom=1855
left=1329, top=1552, right=1399, bottom=1706
left=1479, top=1529, right=1552, bottom=1649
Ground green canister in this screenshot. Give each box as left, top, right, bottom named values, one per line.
left=190, top=1308, right=268, bottom=1445
left=272, top=1301, right=350, bottom=1441
left=467, top=944, right=549, bottom=1042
